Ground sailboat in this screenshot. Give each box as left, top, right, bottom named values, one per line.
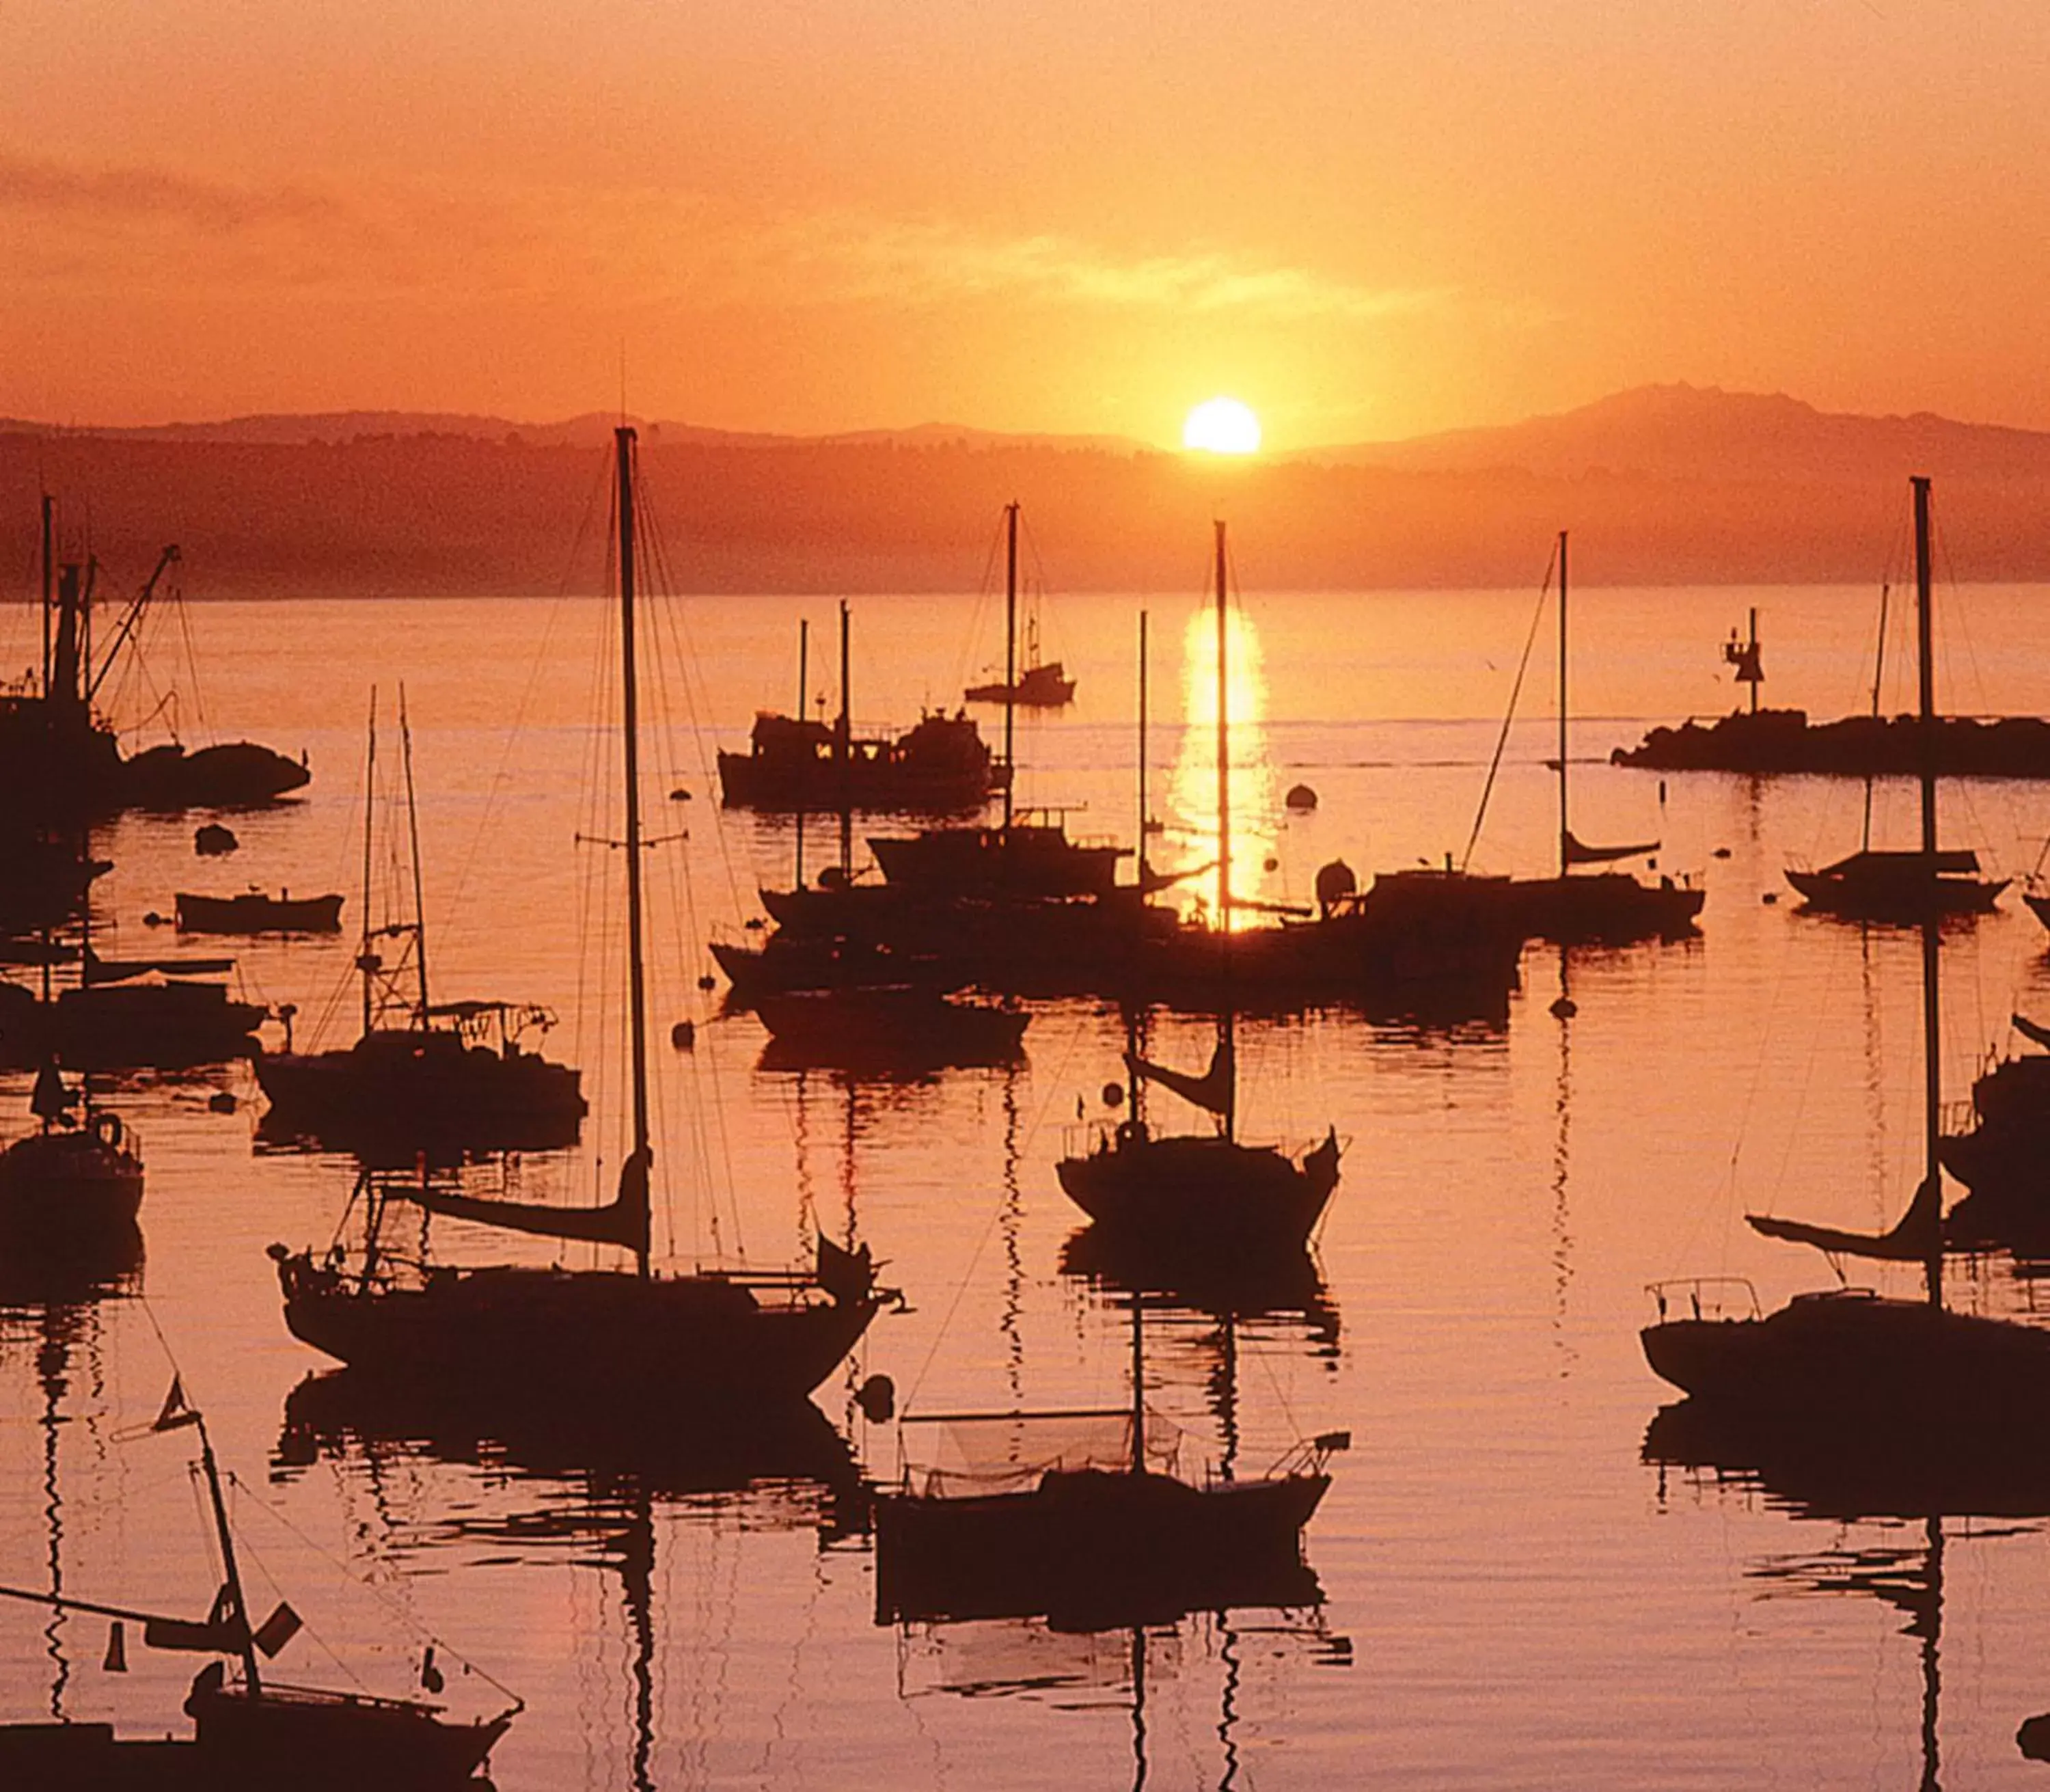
left=874, top=1281, right=1343, bottom=1627
left=254, top=688, right=584, bottom=1160
left=1507, top=532, right=1705, bottom=945
left=0, top=1063, right=142, bottom=1247
left=866, top=504, right=1123, bottom=900
left=1056, top=523, right=1341, bottom=1259
left=1641, top=479, right=2050, bottom=1430
left=1782, top=541, right=2007, bottom=921
left=964, top=562, right=1076, bottom=707
left=271, top=427, right=891, bottom=1413
left=0, top=1374, right=515, bottom=1788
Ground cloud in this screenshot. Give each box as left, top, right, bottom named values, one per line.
left=709, top=210, right=1447, bottom=323
left=0, top=152, right=1445, bottom=326
left=0, top=151, right=344, bottom=233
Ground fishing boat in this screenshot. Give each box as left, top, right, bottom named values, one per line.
left=1056, top=525, right=1341, bottom=1261
left=271, top=426, right=894, bottom=1415
left=1503, top=532, right=1704, bottom=944
left=875, top=1281, right=1343, bottom=1627
left=175, top=888, right=344, bottom=935
left=717, top=606, right=1009, bottom=815
left=0, top=1376, right=516, bottom=1789
left=253, top=691, right=583, bottom=1159
left=1641, top=480, right=2050, bottom=1435
left=0, top=500, right=307, bottom=826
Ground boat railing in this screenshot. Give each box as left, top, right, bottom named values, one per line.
left=1063, top=1119, right=1121, bottom=1158
left=1261, top=1428, right=1352, bottom=1482
left=1940, top=1095, right=1978, bottom=1134
left=1645, top=1277, right=1760, bottom=1322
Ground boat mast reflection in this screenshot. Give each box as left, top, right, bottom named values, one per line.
left=1645, top=1397, right=2050, bottom=1787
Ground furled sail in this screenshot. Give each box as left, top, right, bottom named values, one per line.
left=405, top=1146, right=651, bottom=1257
left=1561, top=828, right=1659, bottom=867
left=1747, top=1172, right=1942, bottom=1263
left=1125, top=1037, right=1233, bottom=1118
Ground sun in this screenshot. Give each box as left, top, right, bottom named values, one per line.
left=1182, top=396, right=1262, bottom=456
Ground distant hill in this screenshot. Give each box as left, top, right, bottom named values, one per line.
left=8, top=388, right=2050, bottom=595
left=1, top=410, right=1145, bottom=454
left=1304, top=383, right=2050, bottom=483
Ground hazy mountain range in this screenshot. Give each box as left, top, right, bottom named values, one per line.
left=8, top=386, right=2050, bottom=596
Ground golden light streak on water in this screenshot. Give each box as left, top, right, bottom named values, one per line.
left=1167, top=601, right=1277, bottom=929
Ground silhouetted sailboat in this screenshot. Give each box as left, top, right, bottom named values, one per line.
left=271, top=427, right=891, bottom=1415
left=1784, top=487, right=2006, bottom=922
left=1643, top=479, right=2050, bottom=1434
left=1508, top=532, right=1704, bottom=944
left=254, top=688, right=584, bottom=1160
left=0, top=1374, right=515, bottom=1789
left=862, top=504, right=1122, bottom=899
left=1056, top=524, right=1340, bottom=1259
left=875, top=1279, right=1342, bottom=1627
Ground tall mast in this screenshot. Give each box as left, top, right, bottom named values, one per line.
left=616, top=427, right=652, bottom=1279
left=194, top=1414, right=263, bottom=1699
left=1130, top=1291, right=1145, bottom=1476
left=794, top=619, right=808, bottom=891
left=40, top=494, right=53, bottom=698
left=837, top=600, right=853, bottom=878
left=1003, top=501, right=1019, bottom=834
left=1214, top=519, right=1236, bottom=1143
left=1214, top=521, right=1231, bottom=937
left=1557, top=530, right=1570, bottom=879
left=1126, top=609, right=1150, bottom=1128
left=1913, top=474, right=1941, bottom=1309
left=360, top=690, right=378, bottom=1037
left=398, top=686, right=430, bottom=1026
left=1138, top=608, right=1149, bottom=888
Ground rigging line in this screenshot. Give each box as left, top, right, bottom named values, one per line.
left=169, top=573, right=210, bottom=742
left=1460, top=541, right=1557, bottom=873
left=221, top=1469, right=520, bottom=1705
left=949, top=509, right=1010, bottom=695
left=633, top=558, right=743, bottom=1264
left=211, top=1519, right=369, bottom=1696
left=444, top=448, right=612, bottom=929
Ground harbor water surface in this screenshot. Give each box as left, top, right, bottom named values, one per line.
left=8, top=571, right=2050, bottom=1788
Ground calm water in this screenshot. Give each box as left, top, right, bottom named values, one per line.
left=8, top=562, right=2050, bottom=1788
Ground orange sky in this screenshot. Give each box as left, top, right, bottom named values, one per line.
left=8, top=3, right=2050, bottom=448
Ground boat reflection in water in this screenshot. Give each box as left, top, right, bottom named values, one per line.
left=1645, top=1394, right=2050, bottom=1783
left=895, top=1608, right=1347, bottom=1792
left=274, top=1365, right=871, bottom=1792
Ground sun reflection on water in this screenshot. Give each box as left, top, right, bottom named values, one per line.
left=1166, top=601, right=1277, bottom=929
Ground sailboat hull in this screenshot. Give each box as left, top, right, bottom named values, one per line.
left=275, top=1256, right=879, bottom=1412
left=1507, top=872, right=1704, bottom=945
left=1786, top=854, right=2006, bottom=923
left=0, top=1126, right=143, bottom=1236
left=875, top=1467, right=1327, bottom=1625
left=255, top=1030, right=584, bottom=1157
left=1642, top=1288, right=2050, bottom=1426
left=0, top=1680, right=508, bottom=1791
left=1055, top=1132, right=1339, bottom=1257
